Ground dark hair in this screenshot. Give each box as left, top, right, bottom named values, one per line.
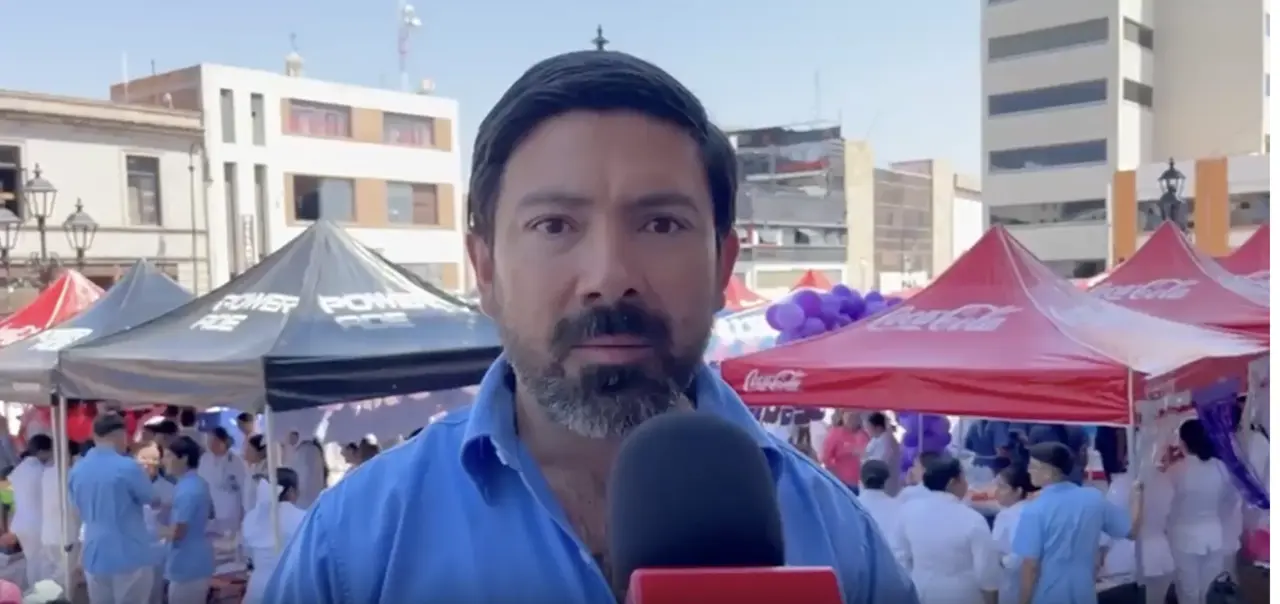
left=860, top=459, right=890, bottom=490
left=236, top=412, right=253, bottom=425
left=92, top=413, right=127, bottom=438
left=1094, top=426, right=1125, bottom=478
left=275, top=467, right=300, bottom=501
left=1230, top=402, right=1244, bottom=432
left=915, top=450, right=944, bottom=469
left=922, top=455, right=963, bottom=491
left=166, top=436, right=202, bottom=470
left=152, top=420, right=178, bottom=436
left=997, top=463, right=1038, bottom=499
left=178, top=408, right=196, bottom=427
left=210, top=427, right=232, bottom=445
left=867, top=412, right=888, bottom=430
left=247, top=434, right=267, bottom=455
left=22, top=434, right=53, bottom=458
left=1179, top=419, right=1215, bottom=461
left=66, top=441, right=82, bottom=458
left=163, top=405, right=180, bottom=418
left=466, top=51, right=736, bottom=245
left=80, top=440, right=96, bottom=454
left=343, top=442, right=358, bottom=453
left=1028, top=441, right=1075, bottom=477
left=358, top=440, right=381, bottom=461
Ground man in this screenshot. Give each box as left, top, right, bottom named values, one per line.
left=264, top=50, right=917, bottom=603
left=863, top=412, right=902, bottom=495
left=1013, top=442, right=1140, bottom=604
left=196, top=428, right=247, bottom=536
left=890, top=455, right=1001, bottom=604
left=857, top=459, right=899, bottom=537
left=134, top=442, right=175, bottom=604
left=68, top=413, right=161, bottom=604
left=176, top=409, right=200, bottom=446
left=1025, top=424, right=1088, bottom=485
left=899, top=451, right=943, bottom=504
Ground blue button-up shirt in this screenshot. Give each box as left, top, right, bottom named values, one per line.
left=265, top=359, right=918, bottom=603
left=69, top=447, right=162, bottom=575
left=165, top=472, right=215, bottom=583
left=1012, top=481, right=1130, bottom=604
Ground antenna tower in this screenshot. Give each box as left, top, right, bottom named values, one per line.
left=397, top=0, right=423, bottom=91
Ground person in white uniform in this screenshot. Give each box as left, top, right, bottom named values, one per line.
left=863, top=412, right=902, bottom=495
left=890, top=455, right=1001, bottom=604
left=241, top=467, right=307, bottom=604
left=1099, top=465, right=1175, bottom=604
left=289, top=438, right=327, bottom=509
left=197, top=427, right=247, bottom=537
left=40, top=441, right=82, bottom=598
left=1167, top=419, right=1240, bottom=604
left=990, top=463, right=1039, bottom=604
left=10, top=435, right=53, bottom=590
left=241, top=435, right=269, bottom=514
left=856, top=459, right=899, bottom=537
left=898, top=451, right=942, bottom=504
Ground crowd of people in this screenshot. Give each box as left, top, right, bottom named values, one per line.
left=0, top=403, right=403, bottom=604
left=814, top=410, right=1267, bottom=604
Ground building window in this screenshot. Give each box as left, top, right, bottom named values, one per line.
left=1043, top=259, right=1107, bottom=279
left=219, top=89, right=235, bottom=143
left=988, top=79, right=1107, bottom=116
left=285, top=101, right=352, bottom=138
left=988, top=18, right=1109, bottom=61
left=0, top=146, right=22, bottom=220
left=1138, top=197, right=1196, bottom=231
left=1123, top=18, right=1154, bottom=50
left=1229, top=192, right=1270, bottom=227
left=383, top=113, right=435, bottom=147
left=988, top=139, right=1107, bottom=172
left=386, top=182, right=440, bottom=225
left=1122, top=79, right=1154, bottom=108
left=250, top=93, right=266, bottom=146
left=989, top=199, right=1107, bottom=226
left=292, top=175, right=355, bottom=222
left=126, top=155, right=163, bottom=226
left=253, top=165, right=268, bottom=252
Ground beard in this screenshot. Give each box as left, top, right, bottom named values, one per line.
left=501, top=300, right=710, bottom=439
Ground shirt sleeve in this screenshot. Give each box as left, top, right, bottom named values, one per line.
left=1011, top=504, right=1043, bottom=560
left=263, top=502, right=344, bottom=604
left=1100, top=492, right=1132, bottom=539
left=125, top=461, right=156, bottom=505
left=171, top=486, right=199, bottom=527
left=970, top=512, right=1002, bottom=592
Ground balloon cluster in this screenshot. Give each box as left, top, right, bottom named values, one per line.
left=764, top=285, right=903, bottom=345
left=897, top=411, right=952, bottom=473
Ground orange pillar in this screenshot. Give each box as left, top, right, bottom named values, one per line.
left=1110, top=170, right=1137, bottom=265
left=1193, top=157, right=1230, bottom=255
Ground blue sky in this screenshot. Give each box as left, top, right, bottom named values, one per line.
left=2, top=0, right=981, bottom=176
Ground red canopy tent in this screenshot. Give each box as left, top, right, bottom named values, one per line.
left=722, top=226, right=1265, bottom=425
left=1219, top=224, right=1269, bottom=286
left=723, top=276, right=768, bottom=312
left=791, top=269, right=833, bottom=291
left=0, top=270, right=101, bottom=347
left=1091, top=222, right=1268, bottom=338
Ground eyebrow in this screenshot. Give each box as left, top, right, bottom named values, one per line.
left=514, top=190, right=701, bottom=212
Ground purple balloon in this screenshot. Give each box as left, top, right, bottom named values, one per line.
left=772, top=302, right=806, bottom=331
left=885, top=296, right=904, bottom=307
left=833, top=315, right=853, bottom=328
left=922, top=431, right=952, bottom=452
left=800, top=317, right=827, bottom=337
left=792, top=289, right=823, bottom=318
left=818, top=293, right=843, bottom=319
left=864, top=290, right=885, bottom=304
left=830, top=284, right=855, bottom=299
left=840, top=296, right=866, bottom=320
left=902, top=430, right=920, bottom=448
left=921, top=415, right=950, bottom=435
left=774, top=331, right=799, bottom=345
left=900, top=445, right=919, bottom=473
left=765, top=304, right=785, bottom=330
left=897, top=410, right=919, bottom=426
left=864, top=300, right=887, bottom=315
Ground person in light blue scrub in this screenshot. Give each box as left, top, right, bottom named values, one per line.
left=160, top=436, right=215, bottom=604
left=1012, top=442, right=1142, bottom=604
left=264, top=49, right=918, bottom=604
left=69, top=412, right=162, bottom=604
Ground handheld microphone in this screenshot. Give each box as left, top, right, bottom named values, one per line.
left=607, top=412, right=843, bottom=604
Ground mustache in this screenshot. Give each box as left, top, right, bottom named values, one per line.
left=551, top=301, right=672, bottom=357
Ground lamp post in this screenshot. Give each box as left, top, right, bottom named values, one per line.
left=1155, top=158, right=1189, bottom=233
left=11, top=165, right=98, bottom=287
left=63, top=200, right=99, bottom=272
left=0, top=208, right=19, bottom=310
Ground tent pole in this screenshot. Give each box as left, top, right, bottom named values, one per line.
left=55, top=395, right=72, bottom=596
left=1126, top=371, right=1144, bottom=592
left=264, top=406, right=282, bottom=553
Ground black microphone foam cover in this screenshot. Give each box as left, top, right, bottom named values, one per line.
left=607, top=411, right=785, bottom=585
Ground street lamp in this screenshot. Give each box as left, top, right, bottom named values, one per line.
left=1155, top=158, right=1189, bottom=232
left=0, top=207, right=20, bottom=295
left=63, top=199, right=99, bottom=271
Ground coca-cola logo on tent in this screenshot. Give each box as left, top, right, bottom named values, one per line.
left=741, top=369, right=806, bottom=393
left=0, top=325, right=38, bottom=347
left=1092, top=278, right=1196, bottom=302
left=864, top=303, right=1020, bottom=332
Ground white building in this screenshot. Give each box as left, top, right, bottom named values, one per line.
left=982, top=0, right=1269, bottom=276
left=0, top=90, right=207, bottom=303
left=113, top=56, right=466, bottom=291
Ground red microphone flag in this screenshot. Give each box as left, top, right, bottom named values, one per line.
left=626, top=567, right=843, bottom=604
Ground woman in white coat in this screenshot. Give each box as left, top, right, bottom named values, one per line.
left=242, top=468, right=307, bottom=604
left=891, top=455, right=1001, bottom=604
left=1167, top=419, right=1240, bottom=604
left=9, top=435, right=53, bottom=590
left=197, top=428, right=249, bottom=537
left=1100, top=461, right=1175, bottom=604
left=990, top=463, right=1039, bottom=604
left=289, top=439, right=327, bottom=509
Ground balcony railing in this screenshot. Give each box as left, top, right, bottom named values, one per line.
left=738, top=245, right=846, bottom=263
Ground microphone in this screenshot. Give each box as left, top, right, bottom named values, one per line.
left=607, top=412, right=843, bottom=604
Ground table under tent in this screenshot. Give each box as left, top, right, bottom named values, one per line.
left=0, top=259, right=191, bottom=590
left=47, top=221, right=502, bottom=583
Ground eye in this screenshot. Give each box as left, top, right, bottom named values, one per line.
left=529, top=217, right=574, bottom=236
left=643, top=217, right=686, bottom=234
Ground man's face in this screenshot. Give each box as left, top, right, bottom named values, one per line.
left=468, top=111, right=737, bottom=439
left=136, top=447, right=160, bottom=479
left=287, top=432, right=299, bottom=446
left=209, top=437, right=228, bottom=455
left=1027, top=457, right=1053, bottom=487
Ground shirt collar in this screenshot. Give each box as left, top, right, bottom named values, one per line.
left=460, top=355, right=782, bottom=488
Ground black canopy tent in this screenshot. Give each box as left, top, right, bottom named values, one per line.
left=56, top=221, right=502, bottom=412
left=0, top=260, right=192, bottom=403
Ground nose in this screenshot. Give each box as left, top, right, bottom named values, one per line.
left=575, top=221, right=643, bottom=306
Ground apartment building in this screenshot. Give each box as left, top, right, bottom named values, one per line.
left=0, top=90, right=207, bottom=305
left=112, top=56, right=466, bottom=291
left=1111, top=153, right=1270, bottom=261
left=982, top=0, right=1269, bottom=277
